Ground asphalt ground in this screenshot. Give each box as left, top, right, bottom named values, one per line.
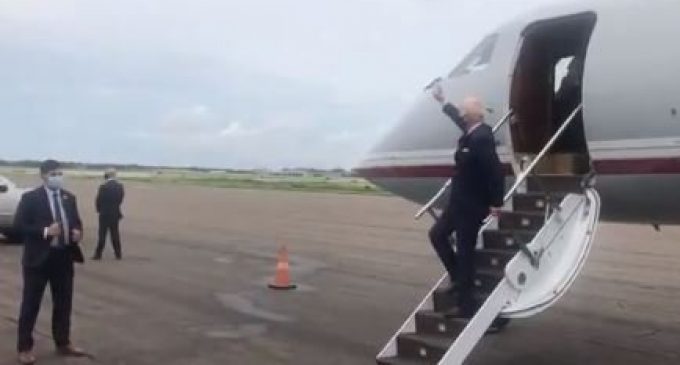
left=1, top=177, right=679, bottom=364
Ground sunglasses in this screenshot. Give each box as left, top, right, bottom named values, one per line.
left=47, top=171, right=64, bottom=177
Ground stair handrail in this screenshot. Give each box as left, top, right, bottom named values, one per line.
left=479, top=104, right=584, bottom=232
left=377, top=104, right=583, bottom=362
left=376, top=271, right=450, bottom=359
left=414, top=109, right=514, bottom=220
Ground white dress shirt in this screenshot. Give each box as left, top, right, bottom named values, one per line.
left=43, top=186, right=70, bottom=247
left=466, top=122, right=483, bottom=135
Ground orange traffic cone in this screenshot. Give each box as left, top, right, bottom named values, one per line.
left=268, top=245, right=297, bottom=290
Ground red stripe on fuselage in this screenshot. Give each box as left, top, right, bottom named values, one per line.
left=353, top=164, right=513, bottom=178
left=354, top=157, right=680, bottom=178
left=592, top=158, right=680, bottom=175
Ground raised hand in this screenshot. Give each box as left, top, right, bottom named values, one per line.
left=432, top=83, right=445, bottom=104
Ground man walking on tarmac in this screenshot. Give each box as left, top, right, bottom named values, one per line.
left=428, top=84, right=505, bottom=320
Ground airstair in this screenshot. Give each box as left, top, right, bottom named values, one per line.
left=377, top=105, right=601, bottom=364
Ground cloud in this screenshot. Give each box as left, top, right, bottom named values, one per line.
left=159, top=105, right=213, bottom=133
left=0, top=0, right=564, bottom=168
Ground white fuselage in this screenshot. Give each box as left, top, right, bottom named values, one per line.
left=356, top=0, right=680, bottom=225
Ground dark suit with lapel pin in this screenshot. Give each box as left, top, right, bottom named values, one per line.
left=428, top=103, right=504, bottom=316
left=14, top=187, right=83, bottom=352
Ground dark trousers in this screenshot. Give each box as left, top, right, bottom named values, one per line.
left=17, top=249, right=74, bottom=352
left=428, top=204, right=484, bottom=315
left=95, top=215, right=121, bottom=259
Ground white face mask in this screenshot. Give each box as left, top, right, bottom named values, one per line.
left=46, top=175, right=64, bottom=191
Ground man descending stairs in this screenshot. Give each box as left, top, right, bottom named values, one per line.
left=377, top=174, right=599, bottom=365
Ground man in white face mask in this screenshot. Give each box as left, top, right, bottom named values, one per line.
left=13, top=160, right=87, bottom=364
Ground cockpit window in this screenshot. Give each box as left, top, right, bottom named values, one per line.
left=449, top=34, right=498, bottom=78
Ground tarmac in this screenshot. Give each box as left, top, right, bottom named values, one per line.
left=1, top=177, right=679, bottom=364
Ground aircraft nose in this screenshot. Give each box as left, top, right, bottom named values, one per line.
left=353, top=89, right=464, bottom=179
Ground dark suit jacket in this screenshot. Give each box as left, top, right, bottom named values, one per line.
left=14, top=187, right=84, bottom=268
left=443, top=103, right=505, bottom=219
left=96, top=179, right=124, bottom=220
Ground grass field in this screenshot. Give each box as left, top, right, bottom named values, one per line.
left=0, top=167, right=386, bottom=195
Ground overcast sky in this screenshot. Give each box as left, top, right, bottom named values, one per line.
left=0, top=0, right=561, bottom=169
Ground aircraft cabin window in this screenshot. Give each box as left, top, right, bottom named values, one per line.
left=554, top=56, right=575, bottom=92
left=449, top=34, right=498, bottom=78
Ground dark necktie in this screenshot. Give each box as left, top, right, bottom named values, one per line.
left=52, top=191, right=67, bottom=246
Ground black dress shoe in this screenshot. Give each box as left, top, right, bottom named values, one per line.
left=91, top=256, right=101, bottom=260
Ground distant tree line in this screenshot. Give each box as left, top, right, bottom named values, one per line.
left=0, top=159, right=351, bottom=176
left=0, top=159, right=168, bottom=172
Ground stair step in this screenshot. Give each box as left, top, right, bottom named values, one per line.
left=513, top=192, right=566, bottom=213
left=473, top=268, right=505, bottom=291
left=527, top=174, right=584, bottom=194
left=499, top=211, right=545, bottom=231
left=396, top=333, right=452, bottom=363
left=415, top=310, right=469, bottom=336
left=432, top=288, right=490, bottom=313
left=377, top=356, right=430, bottom=365
left=432, top=269, right=504, bottom=312
left=476, top=249, right=517, bottom=271
left=483, top=229, right=536, bottom=250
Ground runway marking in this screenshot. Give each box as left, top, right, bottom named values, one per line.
left=215, top=293, right=293, bottom=323
left=202, top=324, right=268, bottom=340
left=214, top=256, right=234, bottom=264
